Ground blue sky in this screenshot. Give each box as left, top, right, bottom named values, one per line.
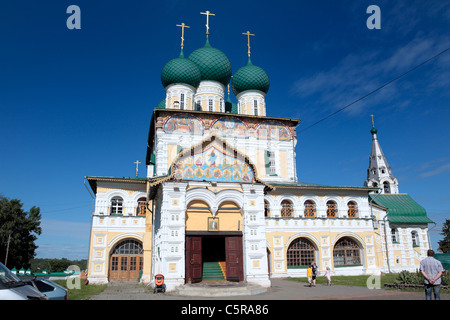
left=0, top=0, right=449, bottom=260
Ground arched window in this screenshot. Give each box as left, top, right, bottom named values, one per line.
left=383, top=181, right=390, bottom=193
left=208, top=99, right=213, bottom=112
left=287, top=238, right=316, bottom=268
left=111, top=197, right=123, bottom=215
left=391, top=228, right=399, bottom=243
left=411, top=231, right=419, bottom=247
left=112, top=239, right=143, bottom=255
left=180, top=93, right=185, bottom=110
left=264, top=200, right=270, bottom=218
left=136, top=197, right=147, bottom=216
left=333, top=237, right=361, bottom=266
left=304, top=200, right=315, bottom=218
left=326, top=200, right=337, bottom=218
left=281, top=200, right=293, bottom=217
left=253, top=100, right=258, bottom=116
left=347, top=201, right=358, bottom=218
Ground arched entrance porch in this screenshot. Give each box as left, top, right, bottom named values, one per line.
left=109, top=239, right=143, bottom=282
left=185, top=199, right=244, bottom=283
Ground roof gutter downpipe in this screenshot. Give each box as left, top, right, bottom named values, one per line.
left=383, top=210, right=391, bottom=273
left=369, top=190, right=391, bottom=273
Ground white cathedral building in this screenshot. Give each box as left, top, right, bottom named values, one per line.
left=84, top=14, right=433, bottom=291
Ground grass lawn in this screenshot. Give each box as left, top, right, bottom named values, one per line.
left=54, top=280, right=107, bottom=300
left=287, top=273, right=397, bottom=287
left=286, top=274, right=450, bottom=293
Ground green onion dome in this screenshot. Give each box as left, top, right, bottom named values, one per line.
left=156, top=99, right=166, bottom=109
left=188, top=39, right=232, bottom=87
left=371, top=127, right=378, bottom=134
left=231, top=57, right=270, bottom=96
left=161, top=50, right=202, bottom=88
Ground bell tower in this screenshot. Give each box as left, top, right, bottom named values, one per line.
left=364, top=115, right=399, bottom=194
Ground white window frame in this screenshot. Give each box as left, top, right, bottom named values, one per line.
left=209, top=99, right=213, bottom=112
left=111, top=197, right=123, bottom=215
left=180, top=93, right=185, bottom=110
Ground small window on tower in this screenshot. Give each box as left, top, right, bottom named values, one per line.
left=265, top=150, right=276, bottom=176
left=254, top=100, right=258, bottom=116
left=110, top=197, right=123, bottom=215
left=180, top=94, right=185, bottom=110
left=383, top=181, right=390, bottom=193
left=209, top=99, right=213, bottom=112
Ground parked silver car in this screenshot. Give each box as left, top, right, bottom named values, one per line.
left=0, top=262, right=47, bottom=300
left=23, top=277, right=68, bottom=300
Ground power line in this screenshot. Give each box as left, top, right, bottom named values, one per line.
left=299, top=47, right=450, bottom=134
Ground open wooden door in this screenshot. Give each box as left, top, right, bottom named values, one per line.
left=186, top=236, right=202, bottom=283
left=225, top=236, right=243, bottom=282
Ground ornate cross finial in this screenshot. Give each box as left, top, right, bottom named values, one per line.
left=371, top=114, right=375, bottom=127
left=134, top=160, right=141, bottom=177
left=176, top=22, right=190, bottom=49
left=242, top=30, right=255, bottom=57
left=200, top=10, right=215, bottom=37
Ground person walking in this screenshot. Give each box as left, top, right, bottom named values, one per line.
left=325, top=267, right=331, bottom=286
left=420, top=249, right=445, bottom=300
left=311, top=262, right=318, bottom=287
left=307, top=265, right=313, bottom=287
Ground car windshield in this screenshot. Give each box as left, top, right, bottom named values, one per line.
left=0, top=262, right=22, bottom=288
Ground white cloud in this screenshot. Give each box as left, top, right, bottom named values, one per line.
left=420, top=162, right=450, bottom=178
left=290, top=34, right=450, bottom=118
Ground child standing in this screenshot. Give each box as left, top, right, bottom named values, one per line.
left=325, top=267, right=331, bottom=286
left=307, top=265, right=313, bottom=287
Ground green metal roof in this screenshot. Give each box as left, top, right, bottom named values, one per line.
left=435, top=254, right=450, bottom=270
left=156, top=99, right=166, bottom=109
left=225, top=95, right=238, bottom=114
left=161, top=50, right=202, bottom=88
left=232, top=57, right=270, bottom=95
left=369, top=193, right=433, bottom=224
left=270, top=181, right=377, bottom=191
left=188, top=39, right=232, bottom=87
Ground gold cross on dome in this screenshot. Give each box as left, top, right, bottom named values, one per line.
left=134, top=160, right=141, bottom=177
left=371, top=114, right=375, bottom=127
left=242, top=30, right=255, bottom=57
left=200, top=10, right=215, bottom=37
left=176, top=23, right=190, bottom=49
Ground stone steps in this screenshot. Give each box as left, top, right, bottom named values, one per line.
left=175, top=281, right=268, bottom=297
left=202, top=261, right=225, bottom=280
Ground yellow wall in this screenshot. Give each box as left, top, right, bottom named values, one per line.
left=185, top=200, right=241, bottom=232
left=266, top=229, right=377, bottom=271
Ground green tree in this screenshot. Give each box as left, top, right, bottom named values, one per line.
left=438, top=219, right=450, bottom=253
left=0, top=195, right=42, bottom=269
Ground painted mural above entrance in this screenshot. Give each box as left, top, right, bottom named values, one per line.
left=211, top=117, right=248, bottom=137
left=164, top=114, right=204, bottom=135
left=173, top=143, right=254, bottom=183
left=256, top=120, right=292, bottom=140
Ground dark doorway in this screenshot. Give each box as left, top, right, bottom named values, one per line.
left=185, top=233, right=243, bottom=283
left=202, top=236, right=225, bottom=262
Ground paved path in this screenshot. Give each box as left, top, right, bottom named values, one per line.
left=89, top=278, right=449, bottom=300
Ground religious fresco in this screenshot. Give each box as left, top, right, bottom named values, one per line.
left=256, top=120, right=291, bottom=140
left=211, top=117, right=248, bottom=137
left=173, top=144, right=254, bottom=183
left=163, top=114, right=204, bottom=134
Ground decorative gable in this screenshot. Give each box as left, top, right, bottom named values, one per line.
left=174, top=141, right=254, bottom=183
